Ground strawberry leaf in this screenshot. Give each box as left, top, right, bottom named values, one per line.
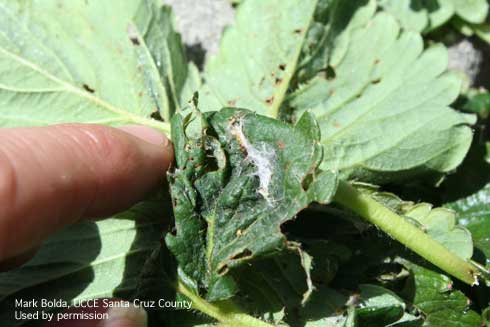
left=166, top=107, right=337, bottom=301
left=0, top=195, right=166, bottom=326
left=0, top=0, right=188, bottom=130
left=198, top=0, right=475, bottom=184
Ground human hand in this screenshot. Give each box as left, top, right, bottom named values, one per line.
left=0, top=124, right=173, bottom=267
left=0, top=124, right=173, bottom=326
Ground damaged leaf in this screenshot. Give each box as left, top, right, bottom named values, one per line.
left=198, top=0, right=475, bottom=184
left=0, top=0, right=188, bottom=130
left=166, top=107, right=337, bottom=301
left=198, top=0, right=318, bottom=117
left=290, top=8, right=475, bottom=183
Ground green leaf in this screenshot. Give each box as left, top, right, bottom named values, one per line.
left=402, top=203, right=473, bottom=260
left=166, top=107, right=338, bottom=302
left=474, top=23, right=490, bottom=44
left=348, top=185, right=474, bottom=262
left=198, top=0, right=319, bottom=117
left=232, top=249, right=315, bottom=324
left=356, top=284, right=407, bottom=327
left=200, top=0, right=474, bottom=184
left=237, top=247, right=315, bottom=308
left=0, top=196, right=165, bottom=326
left=286, top=283, right=422, bottom=327
left=290, top=11, right=475, bottom=183
left=287, top=285, right=348, bottom=327
left=378, top=0, right=429, bottom=32
left=446, top=183, right=490, bottom=269
left=377, top=0, right=489, bottom=31
left=296, top=0, right=377, bottom=83
left=132, top=0, right=189, bottom=120
left=444, top=0, right=489, bottom=24
left=400, top=262, right=482, bottom=327
left=0, top=0, right=189, bottom=131
left=463, top=92, right=490, bottom=118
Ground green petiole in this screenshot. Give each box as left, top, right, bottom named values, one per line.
left=333, top=180, right=480, bottom=285
left=175, top=280, right=275, bottom=327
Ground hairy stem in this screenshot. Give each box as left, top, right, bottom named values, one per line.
left=175, top=280, right=275, bottom=327
left=333, top=180, right=480, bottom=285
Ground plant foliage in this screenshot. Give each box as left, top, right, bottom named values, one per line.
left=0, top=0, right=489, bottom=326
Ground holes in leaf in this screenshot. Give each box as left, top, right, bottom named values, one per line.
left=151, top=110, right=163, bottom=121
left=204, top=154, right=219, bottom=172
left=325, top=66, right=336, bottom=80
left=366, top=262, right=408, bottom=283
left=217, top=264, right=229, bottom=275
left=230, top=248, right=252, bottom=261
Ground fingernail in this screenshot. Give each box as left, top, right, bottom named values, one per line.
left=103, top=305, right=147, bottom=327
left=119, top=125, right=169, bottom=147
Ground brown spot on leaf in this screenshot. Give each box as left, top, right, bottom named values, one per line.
left=372, top=78, right=381, bottom=84
left=275, top=78, right=282, bottom=85
left=227, top=99, right=237, bottom=107
left=294, top=28, right=302, bottom=34
left=333, top=121, right=341, bottom=128
left=127, top=25, right=140, bottom=46
left=138, top=91, right=143, bottom=97
left=276, top=141, right=285, bottom=149
left=374, top=59, right=380, bottom=65
left=265, top=96, right=275, bottom=105
left=279, top=64, right=286, bottom=71
left=328, top=89, right=335, bottom=96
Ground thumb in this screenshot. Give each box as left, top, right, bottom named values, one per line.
left=0, top=124, right=173, bottom=263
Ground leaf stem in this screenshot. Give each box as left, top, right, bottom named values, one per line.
left=333, top=180, right=480, bottom=285
left=175, top=280, right=275, bottom=327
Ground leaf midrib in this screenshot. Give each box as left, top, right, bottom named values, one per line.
left=0, top=46, right=170, bottom=134
left=269, top=0, right=319, bottom=118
